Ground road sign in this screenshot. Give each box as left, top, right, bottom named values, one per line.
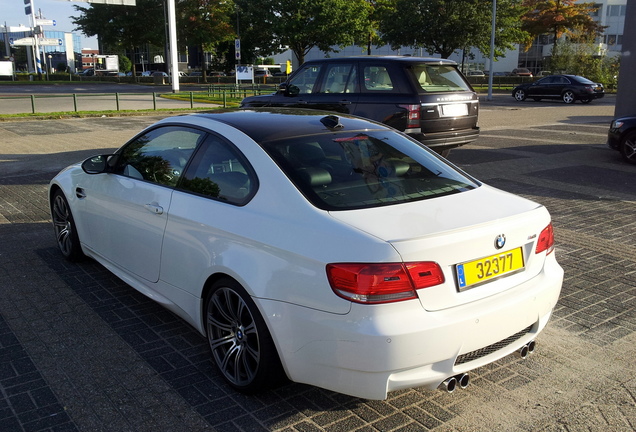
left=235, top=39, right=241, bottom=60
left=39, top=38, right=64, bottom=46
left=36, top=19, right=56, bottom=26
left=9, top=37, right=35, bottom=46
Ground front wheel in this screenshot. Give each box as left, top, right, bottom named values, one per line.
left=206, top=278, right=284, bottom=393
left=513, top=89, right=526, bottom=101
left=562, top=91, right=575, bottom=104
left=580, top=97, right=592, bottom=104
left=620, top=131, right=636, bottom=165
left=51, top=190, right=84, bottom=261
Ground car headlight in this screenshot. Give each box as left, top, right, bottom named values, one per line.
left=611, top=120, right=624, bottom=129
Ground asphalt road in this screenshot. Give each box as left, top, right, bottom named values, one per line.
left=0, top=95, right=634, bottom=432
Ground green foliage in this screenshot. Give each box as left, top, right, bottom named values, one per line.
left=236, top=0, right=371, bottom=64
left=376, top=0, right=528, bottom=59
left=71, top=0, right=166, bottom=52
left=179, top=0, right=236, bottom=51
left=119, top=55, right=132, bottom=73
left=548, top=40, right=620, bottom=88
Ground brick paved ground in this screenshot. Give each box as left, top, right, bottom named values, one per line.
left=0, top=97, right=634, bottom=431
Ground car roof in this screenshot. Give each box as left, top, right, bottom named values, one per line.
left=303, top=55, right=457, bottom=66
left=187, top=108, right=390, bottom=143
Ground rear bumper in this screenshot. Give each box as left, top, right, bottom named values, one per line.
left=259, top=254, right=563, bottom=400
left=406, top=127, right=480, bottom=151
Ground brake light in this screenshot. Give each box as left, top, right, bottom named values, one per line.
left=399, top=104, right=421, bottom=128
left=535, top=223, right=555, bottom=255
left=326, top=262, right=444, bottom=304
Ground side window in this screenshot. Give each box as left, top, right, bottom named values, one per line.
left=288, top=64, right=322, bottom=94
left=178, top=135, right=257, bottom=205
left=363, top=65, right=394, bottom=91
left=114, top=126, right=203, bottom=186
left=320, top=63, right=357, bottom=94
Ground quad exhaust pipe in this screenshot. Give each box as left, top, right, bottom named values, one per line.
left=438, top=373, right=470, bottom=393
left=517, top=340, right=536, bottom=359
left=440, top=341, right=537, bottom=393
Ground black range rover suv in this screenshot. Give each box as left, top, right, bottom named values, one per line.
left=240, top=56, right=479, bottom=156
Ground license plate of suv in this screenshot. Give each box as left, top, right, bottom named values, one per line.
left=441, top=103, right=468, bottom=117
left=456, top=247, right=525, bottom=291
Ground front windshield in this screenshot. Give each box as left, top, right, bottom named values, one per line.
left=261, top=130, right=479, bottom=210
left=410, top=64, right=473, bottom=93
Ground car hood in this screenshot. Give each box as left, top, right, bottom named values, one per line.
left=328, top=184, right=541, bottom=243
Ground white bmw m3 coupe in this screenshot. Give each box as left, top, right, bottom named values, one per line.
left=49, top=109, right=563, bottom=400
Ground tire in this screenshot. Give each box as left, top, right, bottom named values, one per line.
left=562, top=91, right=575, bottom=104
left=513, top=89, right=526, bottom=101
left=51, top=189, right=84, bottom=261
left=620, top=131, right=636, bottom=165
left=205, top=278, right=284, bottom=393
left=580, top=97, right=592, bottom=104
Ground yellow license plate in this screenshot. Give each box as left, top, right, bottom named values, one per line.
left=456, top=247, right=525, bottom=291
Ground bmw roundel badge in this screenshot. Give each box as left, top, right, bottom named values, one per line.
left=495, top=234, right=506, bottom=249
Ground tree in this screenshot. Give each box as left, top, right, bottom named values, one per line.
left=521, top=0, right=605, bottom=52
left=376, top=0, right=528, bottom=59
left=72, top=0, right=166, bottom=75
left=179, top=0, right=236, bottom=78
left=236, top=0, right=371, bottom=65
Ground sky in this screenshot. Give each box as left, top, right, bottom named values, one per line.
left=1, top=0, right=98, bottom=49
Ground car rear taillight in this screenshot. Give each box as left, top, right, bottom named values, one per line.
left=326, top=262, right=444, bottom=304
left=535, top=223, right=555, bottom=255
left=399, top=104, right=421, bottom=129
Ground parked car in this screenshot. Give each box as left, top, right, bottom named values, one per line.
left=467, top=70, right=485, bottom=77
left=151, top=71, right=168, bottom=77
left=254, top=68, right=273, bottom=77
left=607, top=116, right=636, bottom=164
left=512, top=68, right=533, bottom=77
left=49, top=109, right=563, bottom=400
left=240, top=56, right=480, bottom=156
left=512, top=74, right=605, bottom=104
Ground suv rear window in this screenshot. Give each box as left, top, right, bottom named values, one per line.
left=409, top=64, right=472, bottom=93
left=261, top=130, right=478, bottom=210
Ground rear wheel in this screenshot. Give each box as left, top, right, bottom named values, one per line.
left=620, top=131, right=636, bottom=165
left=205, top=278, right=284, bottom=393
left=562, top=90, right=575, bottom=104
left=51, top=190, right=84, bottom=261
left=513, top=89, right=526, bottom=101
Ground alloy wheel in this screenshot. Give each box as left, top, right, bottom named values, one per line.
left=207, top=286, right=261, bottom=388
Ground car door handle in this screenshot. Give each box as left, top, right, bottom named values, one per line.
left=339, top=100, right=352, bottom=105
left=144, top=203, right=164, bottom=215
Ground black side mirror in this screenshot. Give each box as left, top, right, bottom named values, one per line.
left=285, top=84, right=300, bottom=96
left=81, top=154, right=116, bottom=174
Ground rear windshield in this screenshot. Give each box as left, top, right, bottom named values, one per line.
left=261, top=130, right=479, bottom=210
left=408, top=64, right=472, bottom=93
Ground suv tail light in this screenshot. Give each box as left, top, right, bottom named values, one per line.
left=535, top=223, right=555, bottom=255
left=399, top=104, right=421, bottom=129
left=326, top=262, right=444, bottom=304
